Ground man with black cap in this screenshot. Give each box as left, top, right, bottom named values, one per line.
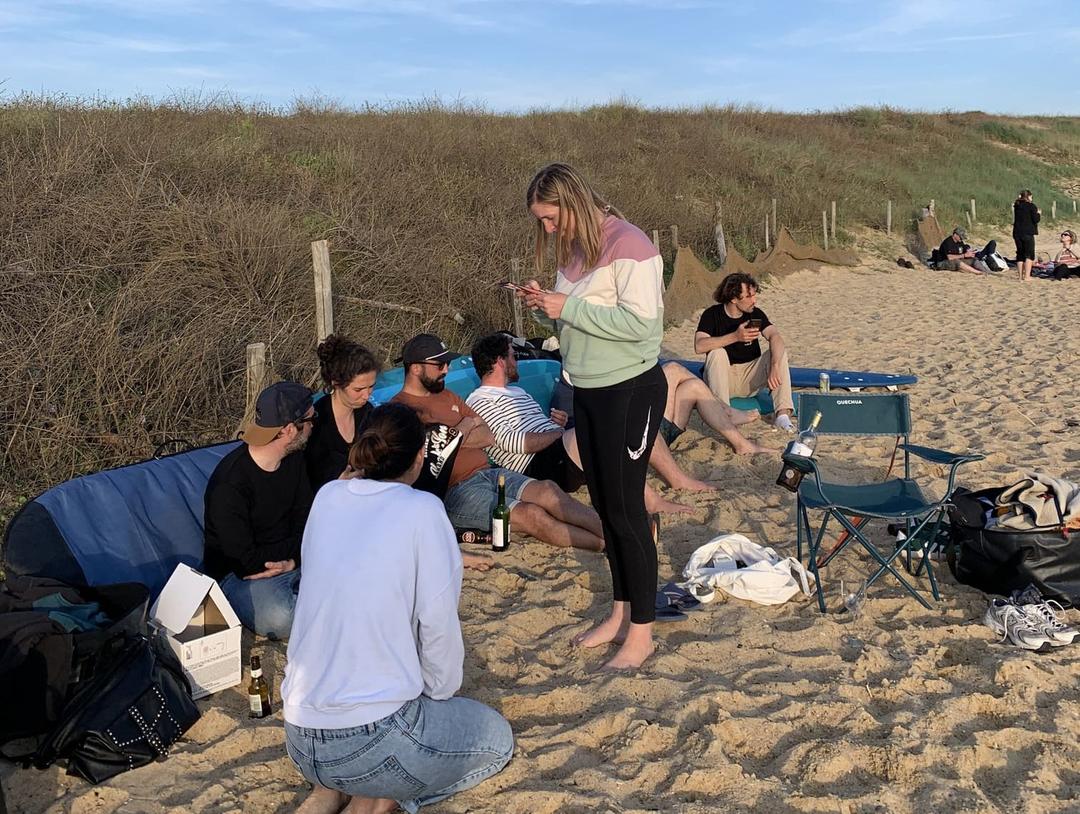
left=392, top=333, right=605, bottom=552
left=203, top=381, right=315, bottom=639
left=935, top=226, right=983, bottom=275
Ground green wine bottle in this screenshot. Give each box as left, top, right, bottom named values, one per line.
left=491, top=473, right=510, bottom=552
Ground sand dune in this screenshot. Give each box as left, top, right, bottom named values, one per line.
left=4, top=225, right=1079, bottom=813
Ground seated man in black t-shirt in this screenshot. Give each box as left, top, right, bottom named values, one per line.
left=934, top=226, right=982, bottom=275
left=203, top=382, right=315, bottom=640
left=694, top=272, right=796, bottom=432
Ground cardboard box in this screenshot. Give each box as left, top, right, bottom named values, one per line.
left=150, top=563, right=243, bottom=700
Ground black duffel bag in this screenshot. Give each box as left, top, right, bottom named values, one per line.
left=28, top=631, right=200, bottom=784
left=948, top=486, right=1080, bottom=606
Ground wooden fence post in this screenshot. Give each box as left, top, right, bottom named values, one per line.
left=771, top=198, right=777, bottom=240
left=670, top=224, right=679, bottom=253
left=509, top=258, right=524, bottom=338
left=1052, top=200, right=1057, bottom=219
left=970, top=198, right=977, bottom=222
left=651, top=229, right=660, bottom=250
left=822, top=210, right=829, bottom=251
left=886, top=200, right=892, bottom=235
left=965, top=210, right=973, bottom=229
left=929, top=199, right=935, bottom=218
left=764, top=213, right=770, bottom=251
left=830, top=201, right=837, bottom=242
left=244, top=341, right=268, bottom=422
left=712, top=199, right=730, bottom=266
left=311, top=240, right=334, bottom=342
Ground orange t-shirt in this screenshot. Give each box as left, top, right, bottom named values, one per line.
left=391, top=389, right=490, bottom=487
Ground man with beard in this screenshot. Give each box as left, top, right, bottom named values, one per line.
left=392, top=333, right=605, bottom=552
left=203, top=381, right=315, bottom=639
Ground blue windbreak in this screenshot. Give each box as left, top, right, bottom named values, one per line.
left=32, top=442, right=240, bottom=599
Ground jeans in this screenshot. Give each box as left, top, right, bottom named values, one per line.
left=219, top=569, right=300, bottom=640
left=443, top=468, right=532, bottom=530
left=285, top=695, right=513, bottom=813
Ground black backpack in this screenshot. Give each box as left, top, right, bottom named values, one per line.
left=1, top=577, right=200, bottom=783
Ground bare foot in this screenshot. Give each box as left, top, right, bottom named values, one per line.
left=645, top=493, right=694, bottom=515
left=343, top=797, right=399, bottom=814
left=732, top=440, right=775, bottom=456
left=731, top=409, right=759, bottom=426
left=666, top=476, right=717, bottom=493
left=462, top=553, right=494, bottom=571
left=602, top=639, right=656, bottom=671
left=572, top=616, right=629, bottom=648
left=297, top=786, right=347, bottom=814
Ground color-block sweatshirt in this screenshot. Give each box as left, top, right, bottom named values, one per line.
left=536, top=215, right=664, bottom=388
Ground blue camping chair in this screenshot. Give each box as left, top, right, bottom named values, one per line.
left=787, top=393, right=983, bottom=612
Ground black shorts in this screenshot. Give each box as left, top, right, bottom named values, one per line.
left=525, top=440, right=587, bottom=493
left=1014, top=234, right=1036, bottom=261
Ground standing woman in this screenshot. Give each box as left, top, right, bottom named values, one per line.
left=283, top=403, right=513, bottom=814
left=306, top=333, right=380, bottom=492
left=1013, top=189, right=1041, bottom=282
left=520, top=163, right=667, bottom=671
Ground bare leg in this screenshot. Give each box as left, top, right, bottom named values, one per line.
left=511, top=501, right=604, bottom=551
left=956, top=261, right=982, bottom=275
left=603, top=622, right=655, bottom=671
left=521, top=479, right=604, bottom=536
left=649, top=435, right=715, bottom=492
left=644, top=483, right=692, bottom=515
left=668, top=373, right=771, bottom=456
left=573, top=599, right=630, bottom=647
left=296, top=786, right=347, bottom=814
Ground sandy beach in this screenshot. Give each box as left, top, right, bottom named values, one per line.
left=4, top=223, right=1079, bottom=814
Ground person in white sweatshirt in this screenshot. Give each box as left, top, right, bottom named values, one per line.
left=282, top=402, right=513, bottom=814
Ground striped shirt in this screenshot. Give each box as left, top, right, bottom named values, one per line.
left=465, top=385, right=561, bottom=473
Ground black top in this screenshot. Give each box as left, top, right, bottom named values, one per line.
left=1013, top=200, right=1040, bottom=236
left=696, top=305, right=773, bottom=365
left=938, top=235, right=967, bottom=258
left=203, top=445, right=313, bottom=579
left=305, top=393, right=373, bottom=492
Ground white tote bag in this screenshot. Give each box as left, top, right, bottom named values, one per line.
left=681, top=533, right=815, bottom=606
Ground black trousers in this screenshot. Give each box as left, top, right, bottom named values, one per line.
left=572, top=365, right=667, bottom=624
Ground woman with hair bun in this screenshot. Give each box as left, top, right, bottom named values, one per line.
left=306, top=333, right=381, bottom=491
left=283, top=402, right=513, bottom=814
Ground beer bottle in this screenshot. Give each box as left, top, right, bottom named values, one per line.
left=248, top=654, right=272, bottom=719
left=491, top=473, right=510, bottom=552
left=776, top=411, right=823, bottom=493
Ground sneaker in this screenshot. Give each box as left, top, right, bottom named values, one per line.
left=983, top=599, right=1052, bottom=652
left=1020, top=599, right=1078, bottom=646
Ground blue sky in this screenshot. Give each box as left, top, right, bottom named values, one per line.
left=1, top=0, right=1076, bottom=113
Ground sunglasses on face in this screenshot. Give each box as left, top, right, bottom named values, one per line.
left=422, top=360, right=449, bottom=370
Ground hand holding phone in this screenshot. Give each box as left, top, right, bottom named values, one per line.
left=498, top=280, right=546, bottom=295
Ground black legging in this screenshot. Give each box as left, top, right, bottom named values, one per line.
left=572, top=365, right=667, bottom=624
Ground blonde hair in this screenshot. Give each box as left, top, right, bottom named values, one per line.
left=526, top=163, right=623, bottom=274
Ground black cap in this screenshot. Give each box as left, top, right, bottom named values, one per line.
left=240, top=381, right=313, bottom=446
left=398, top=333, right=461, bottom=366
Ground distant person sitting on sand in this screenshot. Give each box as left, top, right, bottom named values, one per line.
left=1052, top=229, right=1080, bottom=280
left=694, top=272, right=796, bottom=433
left=203, top=382, right=314, bottom=640
left=392, top=333, right=606, bottom=551
left=305, top=333, right=379, bottom=492
left=1013, top=190, right=1041, bottom=282
left=934, top=226, right=983, bottom=275
left=282, top=403, right=513, bottom=814
left=465, top=335, right=769, bottom=510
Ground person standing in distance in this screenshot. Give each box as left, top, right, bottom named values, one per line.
left=1013, top=189, right=1041, bottom=282
left=520, top=163, right=667, bottom=671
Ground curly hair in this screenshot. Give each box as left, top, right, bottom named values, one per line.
left=471, top=333, right=512, bottom=378
left=713, top=272, right=759, bottom=305
left=316, top=333, right=380, bottom=390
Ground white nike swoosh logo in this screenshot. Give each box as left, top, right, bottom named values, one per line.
left=627, top=407, right=651, bottom=460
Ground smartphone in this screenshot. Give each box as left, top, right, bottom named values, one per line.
left=746, top=319, right=762, bottom=330
left=497, top=280, right=546, bottom=295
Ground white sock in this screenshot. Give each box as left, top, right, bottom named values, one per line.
left=774, top=413, right=795, bottom=432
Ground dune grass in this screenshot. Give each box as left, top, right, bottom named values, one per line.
left=1, top=98, right=1077, bottom=495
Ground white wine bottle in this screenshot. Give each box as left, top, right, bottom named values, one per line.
left=491, top=473, right=510, bottom=552
left=776, top=411, right=823, bottom=492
